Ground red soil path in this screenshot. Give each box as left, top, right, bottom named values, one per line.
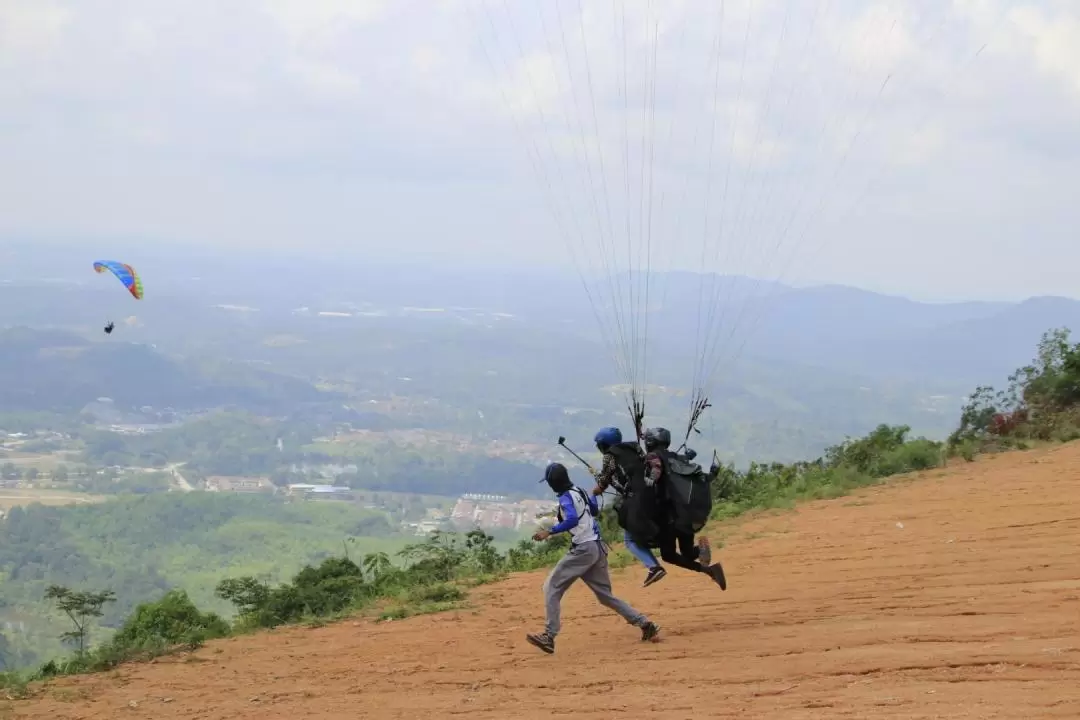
left=8, top=444, right=1080, bottom=719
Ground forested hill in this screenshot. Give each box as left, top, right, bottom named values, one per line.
left=0, top=327, right=333, bottom=413
left=0, top=493, right=400, bottom=669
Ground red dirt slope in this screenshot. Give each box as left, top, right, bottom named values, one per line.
left=8, top=445, right=1080, bottom=719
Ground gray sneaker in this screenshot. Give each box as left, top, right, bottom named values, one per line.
left=526, top=631, right=555, bottom=654
left=640, top=621, right=661, bottom=642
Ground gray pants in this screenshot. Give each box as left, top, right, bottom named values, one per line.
left=543, top=540, right=648, bottom=637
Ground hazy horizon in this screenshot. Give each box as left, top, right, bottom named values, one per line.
left=0, top=235, right=1074, bottom=307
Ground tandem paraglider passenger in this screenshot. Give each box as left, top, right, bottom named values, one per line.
left=643, top=427, right=726, bottom=590
left=526, top=462, right=660, bottom=654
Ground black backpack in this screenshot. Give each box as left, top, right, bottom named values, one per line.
left=606, top=442, right=660, bottom=543
left=660, top=449, right=713, bottom=535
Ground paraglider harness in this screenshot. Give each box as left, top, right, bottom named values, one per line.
left=603, top=442, right=660, bottom=543
left=656, top=448, right=713, bottom=535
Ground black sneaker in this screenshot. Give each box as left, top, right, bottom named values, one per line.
left=526, top=631, right=555, bottom=654
left=640, top=621, right=661, bottom=642
left=643, top=566, right=667, bottom=587
left=697, top=536, right=712, bottom=566
left=708, top=561, right=727, bottom=591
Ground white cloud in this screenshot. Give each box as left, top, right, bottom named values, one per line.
left=263, top=0, right=388, bottom=48
left=0, top=0, right=1077, bottom=301
left=0, top=0, right=71, bottom=61
left=1009, top=4, right=1080, bottom=97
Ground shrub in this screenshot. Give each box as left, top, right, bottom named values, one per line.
left=406, top=583, right=465, bottom=604
left=109, top=590, right=229, bottom=656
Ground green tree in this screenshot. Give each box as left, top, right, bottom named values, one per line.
left=110, top=589, right=230, bottom=654
left=397, top=532, right=467, bottom=583
left=464, top=529, right=500, bottom=574
left=214, top=577, right=271, bottom=617
left=24, top=467, right=39, bottom=482
left=44, top=585, right=116, bottom=656
left=0, top=630, right=11, bottom=670
left=362, top=551, right=393, bottom=581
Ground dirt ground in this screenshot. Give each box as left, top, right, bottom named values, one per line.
left=8, top=444, right=1080, bottom=719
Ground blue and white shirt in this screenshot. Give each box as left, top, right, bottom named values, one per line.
left=549, top=487, right=600, bottom=545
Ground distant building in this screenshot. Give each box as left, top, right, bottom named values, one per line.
left=206, top=476, right=273, bottom=493
left=449, top=495, right=557, bottom=532
left=462, top=493, right=508, bottom=502
left=410, top=519, right=444, bottom=536
left=286, top=483, right=353, bottom=502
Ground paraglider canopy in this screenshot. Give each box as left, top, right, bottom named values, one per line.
left=93, top=261, right=143, bottom=300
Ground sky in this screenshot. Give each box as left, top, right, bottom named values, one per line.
left=0, top=0, right=1078, bottom=302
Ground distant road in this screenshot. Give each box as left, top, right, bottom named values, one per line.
left=167, top=463, right=195, bottom=492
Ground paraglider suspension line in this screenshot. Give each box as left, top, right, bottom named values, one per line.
left=628, top=393, right=646, bottom=445
left=682, top=393, right=711, bottom=449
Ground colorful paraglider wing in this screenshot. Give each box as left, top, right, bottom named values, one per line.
left=93, top=261, right=143, bottom=300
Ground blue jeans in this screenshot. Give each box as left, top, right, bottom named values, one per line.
left=623, top=530, right=659, bottom=569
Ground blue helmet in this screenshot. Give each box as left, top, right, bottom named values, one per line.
left=593, top=426, right=622, bottom=449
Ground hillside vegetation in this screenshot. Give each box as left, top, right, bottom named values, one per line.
left=2, top=328, right=1078, bottom=689
left=0, top=494, right=401, bottom=670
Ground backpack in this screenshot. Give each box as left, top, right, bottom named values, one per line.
left=556, top=486, right=600, bottom=537
left=661, top=449, right=713, bottom=535
left=606, top=442, right=660, bottom=543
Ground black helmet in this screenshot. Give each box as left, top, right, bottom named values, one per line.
left=542, top=462, right=573, bottom=494
left=643, top=427, right=671, bottom=451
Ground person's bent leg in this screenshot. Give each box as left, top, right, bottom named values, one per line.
left=541, top=546, right=593, bottom=637
left=684, top=533, right=725, bottom=589
left=624, top=530, right=659, bottom=568
left=624, top=530, right=666, bottom=586
left=529, top=546, right=593, bottom=654
left=676, top=531, right=700, bottom=562
left=580, top=543, right=661, bottom=641
left=657, top=529, right=706, bottom=573
left=579, top=543, right=647, bottom=625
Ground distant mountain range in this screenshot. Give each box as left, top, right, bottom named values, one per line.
left=4, top=252, right=1078, bottom=390
left=2, top=243, right=1078, bottom=456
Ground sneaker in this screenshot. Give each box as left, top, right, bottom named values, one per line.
left=640, top=621, right=661, bottom=642
left=697, top=536, right=712, bottom=566
left=643, top=566, right=667, bottom=587
left=707, top=561, right=727, bottom=591
left=526, top=631, right=555, bottom=654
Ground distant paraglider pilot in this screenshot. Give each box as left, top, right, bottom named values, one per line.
left=93, top=260, right=142, bottom=337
